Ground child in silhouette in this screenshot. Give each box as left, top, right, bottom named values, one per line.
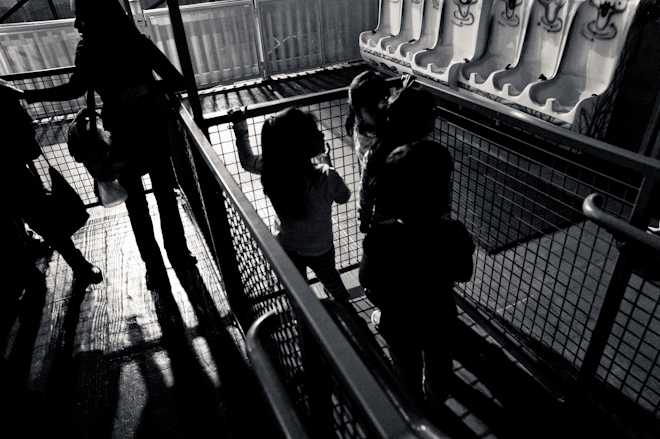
left=229, top=106, right=351, bottom=301
left=358, top=82, right=436, bottom=233
left=359, top=139, right=475, bottom=419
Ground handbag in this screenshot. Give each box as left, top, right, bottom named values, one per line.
left=67, top=90, right=125, bottom=182
left=96, top=179, right=128, bottom=208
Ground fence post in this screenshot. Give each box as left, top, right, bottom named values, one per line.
left=165, top=0, right=206, bottom=135
left=315, top=0, right=326, bottom=69
left=576, top=178, right=659, bottom=393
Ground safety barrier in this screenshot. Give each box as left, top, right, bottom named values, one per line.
left=0, top=18, right=78, bottom=74
left=142, top=1, right=263, bottom=86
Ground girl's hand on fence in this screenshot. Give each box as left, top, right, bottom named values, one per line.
left=227, top=106, right=247, bottom=123
left=21, top=89, right=38, bottom=103
left=315, top=143, right=332, bottom=166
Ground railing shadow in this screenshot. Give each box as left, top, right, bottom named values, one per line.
left=170, top=262, right=279, bottom=438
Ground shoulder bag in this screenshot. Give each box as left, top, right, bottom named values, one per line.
left=68, top=90, right=128, bottom=207
left=68, top=90, right=125, bottom=182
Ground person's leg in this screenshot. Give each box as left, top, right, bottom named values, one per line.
left=21, top=204, right=101, bottom=286
left=306, top=246, right=349, bottom=300
left=381, top=320, right=425, bottom=406
left=147, top=154, right=195, bottom=265
left=284, top=249, right=310, bottom=279
left=45, top=233, right=102, bottom=285
left=15, top=169, right=101, bottom=285
left=422, top=319, right=457, bottom=419
left=118, top=170, right=168, bottom=290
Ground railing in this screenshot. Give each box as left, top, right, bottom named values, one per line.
left=583, top=193, right=660, bottom=254
left=0, top=18, right=78, bottom=73
left=7, top=64, right=660, bottom=436
left=0, top=0, right=378, bottom=86
left=142, top=1, right=263, bottom=86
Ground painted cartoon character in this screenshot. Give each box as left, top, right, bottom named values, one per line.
left=539, top=0, right=568, bottom=32
left=453, top=0, right=480, bottom=25
left=583, top=0, right=627, bottom=40
left=499, top=0, right=524, bottom=26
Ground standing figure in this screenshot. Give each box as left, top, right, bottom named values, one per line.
left=359, top=140, right=475, bottom=421
left=357, top=84, right=436, bottom=233
left=228, top=106, right=351, bottom=301
left=23, top=0, right=196, bottom=290
left=1, top=80, right=102, bottom=286
left=345, top=70, right=390, bottom=175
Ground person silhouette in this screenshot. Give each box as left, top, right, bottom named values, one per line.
left=359, top=140, right=475, bottom=421
left=23, top=0, right=196, bottom=290
left=2, top=80, right=102, bottom=286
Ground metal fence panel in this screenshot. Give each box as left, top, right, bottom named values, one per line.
left=144, top=1, right=262, bottom=87
left=256, top=0, right=324, bottom=76
left=0, top=19, right=78, bottom=74
left=320, top=0, right=379, bottom=65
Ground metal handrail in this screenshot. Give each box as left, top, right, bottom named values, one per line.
left=246, top=310, right=312, bottom=439
left=583, top=193, right=660, bottom=254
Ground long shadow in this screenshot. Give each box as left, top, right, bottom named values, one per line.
left=43, top=279, right=119, bottom=438
left=122, top=317, right=197, bottom=439
left=143, top=266, right=229, bottom=439
left=171, top=263, right=278, bottom=438
left=1, top=263, right=54, bottom=438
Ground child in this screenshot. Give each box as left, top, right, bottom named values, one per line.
left=358, top=140, right=475, bottom=421
left=358, top=84, right=436, bottom=233
left=346, top=71, right=390, bottom=175
left=228, top=106, right=351, bottom=301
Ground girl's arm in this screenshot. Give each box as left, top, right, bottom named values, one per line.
left=330, top=169, right=351, bottom=204
left=228, top=107, right=263, bottom=174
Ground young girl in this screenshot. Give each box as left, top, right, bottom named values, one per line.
left=229, top=107, right=351, bottom=301
left=345, top=71, right=390, bottom=176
